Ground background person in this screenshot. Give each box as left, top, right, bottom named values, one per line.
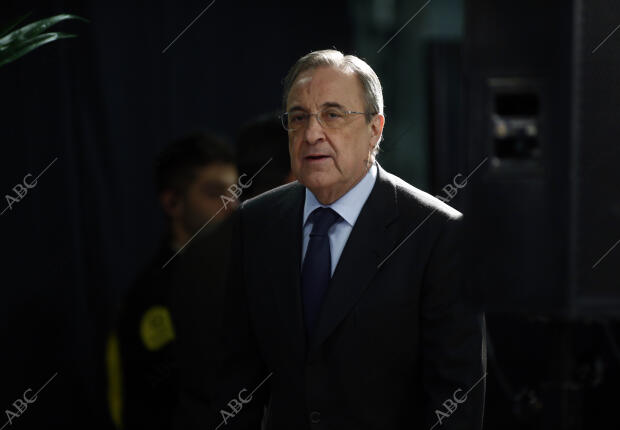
left=108, top=133, right=238, bottom=430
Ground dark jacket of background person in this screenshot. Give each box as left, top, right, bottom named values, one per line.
left=114, top=242, right=178, bottom=430
left=171, top=215, right=237, bottom=429
left=185, top=163, right=486, bottom=430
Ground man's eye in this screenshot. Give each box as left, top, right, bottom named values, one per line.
left=203, top=185, right=227, bottom=197
left=290, top=114, right=306, bottom=122
left=325, top=110, right=344, bottom=119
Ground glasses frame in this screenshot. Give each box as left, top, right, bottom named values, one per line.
left=279, top=108, right=376, bottom=132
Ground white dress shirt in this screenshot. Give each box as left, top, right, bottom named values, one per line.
left=301, top=162, right=378, bottom=276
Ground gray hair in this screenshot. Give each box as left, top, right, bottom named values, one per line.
left=281, top=49, right=385, bottom=157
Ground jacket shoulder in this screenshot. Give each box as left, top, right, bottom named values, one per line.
left=241, top=180, right=304, bottom=214
left=382, top=169, right=463, bottom=222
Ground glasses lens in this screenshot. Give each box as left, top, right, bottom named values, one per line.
left=320, top=107, right=347, bottom=129
left=285, top=111, right=308, bottom=131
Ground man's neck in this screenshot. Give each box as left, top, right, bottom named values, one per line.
left=310, top=164, right=372, bottom=205
left=169, top=223, right=189, bottom=252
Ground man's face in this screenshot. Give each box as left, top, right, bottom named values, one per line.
left=181, top=162, right=238, bottom=234
left=286, top=66, right=384, bottom=204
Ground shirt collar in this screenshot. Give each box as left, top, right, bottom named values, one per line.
left=303, top=162, right=378, bottom=227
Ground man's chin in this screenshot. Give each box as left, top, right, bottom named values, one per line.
left=298, top=171, right=335, bottom=190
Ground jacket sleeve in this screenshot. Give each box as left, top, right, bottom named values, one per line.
left=172, top=209, right=268, bottom=430
left=420, top=214, right=487, bottom=430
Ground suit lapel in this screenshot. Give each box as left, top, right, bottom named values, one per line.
left=308, top=164, right=399, bottom=358
left=270, top=183, right=306, bottom=359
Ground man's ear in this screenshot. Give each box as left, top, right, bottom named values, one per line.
left=159, top=189, right=182, bottom=218
left=368, top=113, right=385, bottom=158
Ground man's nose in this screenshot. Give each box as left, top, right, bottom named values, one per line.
left=303, top=114, right=325, bottom=144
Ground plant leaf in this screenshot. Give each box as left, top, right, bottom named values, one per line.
left=0, top=12, right=33, bottom=38
left=0, top=14, right=87, bottom=46
left=0, top=32, right=76, bottom=68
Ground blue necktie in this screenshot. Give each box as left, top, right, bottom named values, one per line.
left=301, top=207, right=341, bottom=339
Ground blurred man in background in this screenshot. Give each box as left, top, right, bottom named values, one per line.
left=172, top=113, right=294, bottom=429
left=236, top=111, right=296, bottom=198
left=107, top=133, right=238, bottom=430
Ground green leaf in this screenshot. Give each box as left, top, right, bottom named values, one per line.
left=0, top=14, right=87, bottom=46
left=0, top=32, right=77, bottom=68
left=0, top=12, right=32, bottom=38
left=0, top=13, right=87, bottom=68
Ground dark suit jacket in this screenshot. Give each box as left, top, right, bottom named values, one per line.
left=189, top=163, right=486, bottom=430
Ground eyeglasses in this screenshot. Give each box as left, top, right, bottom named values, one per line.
left=279, top=106, right=376, bottom=132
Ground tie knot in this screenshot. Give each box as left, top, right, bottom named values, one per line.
left=309, top=207, right=341, bottom=237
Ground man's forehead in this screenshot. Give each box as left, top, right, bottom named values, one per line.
left=287, top=66, right=361, bottom=107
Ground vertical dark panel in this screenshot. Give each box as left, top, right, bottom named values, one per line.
left=575, top=0, right=620, bottom=315
left=427, top=41, right=466, bottom=209
left=464, top=0, right=573, bottom=314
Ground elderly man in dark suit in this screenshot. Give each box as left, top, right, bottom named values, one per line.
left=177, top=49, right=486, bottom=430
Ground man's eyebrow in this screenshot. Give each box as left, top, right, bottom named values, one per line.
left=288, top=102, right=346, bottom=112
left=321, top=101, right=346, bottom=109
left=288, top=105, right=306, bottom=112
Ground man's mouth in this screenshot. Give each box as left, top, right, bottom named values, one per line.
left=305, top=154, right=330, bottom=161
